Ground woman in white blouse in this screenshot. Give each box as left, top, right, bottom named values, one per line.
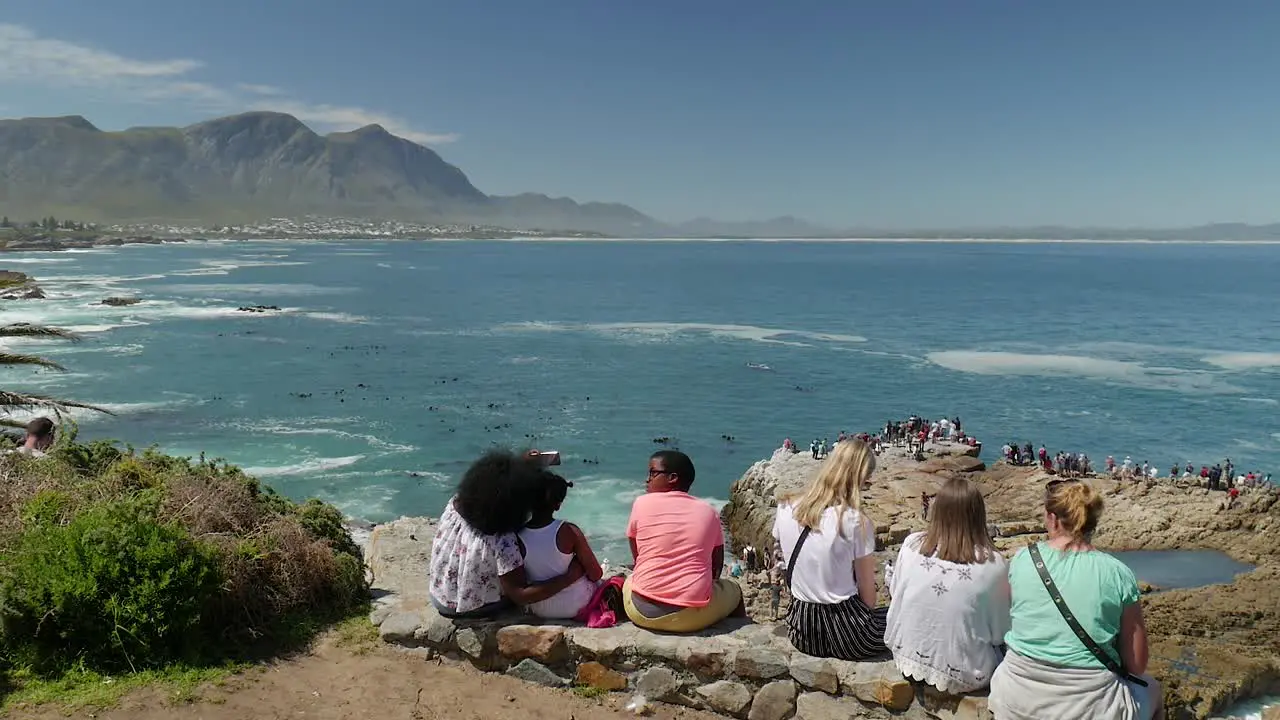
left=885, top=477, right=1010, bottom=693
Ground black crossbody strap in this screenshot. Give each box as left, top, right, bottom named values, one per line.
left=784, top=527, right=812, bottom=589
left=1027, top=543, right=1148, bottom=687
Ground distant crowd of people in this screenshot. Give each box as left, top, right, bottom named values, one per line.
left=782, top=415, right=982, bottom=464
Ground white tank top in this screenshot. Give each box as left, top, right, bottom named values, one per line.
left=518, top=520, right=597, bottom=619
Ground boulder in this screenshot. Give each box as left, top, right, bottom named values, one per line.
left=733, top=646, right=790, bottom=680
left=101, top=296, right=141, bottom=306
left=795, top=692, right=869, bottom=720
left=635, top=666, right=684, bottom=702
left=747, top=680, right=796, bottom=720
left=505, top=658, right=565, bottom=687
left=788, top=653, right=840, bottom=694
left=696, top=680, right=753, bottom=717
left=840, top=661, right=912, bottom=711
left=576, top=661, right=627, bottom=691
left=496, top=625, right=568, bottom=664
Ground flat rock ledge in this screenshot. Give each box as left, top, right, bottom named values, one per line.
left=367, top=517, right=991, bottom=719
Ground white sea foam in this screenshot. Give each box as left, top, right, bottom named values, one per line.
left=0, top=257, right=75, bottom=264
left=1202, top=352, right=1280, bottom=370
left=497, top=321, right=867, bottom=347
left=302, top=311, right=369, bottom=324
left=927, top=351, right=1243, bottom=393
left=240, top=454, right=366, bottom=477
left=1240, top=397, right=1279, bottom=405
left=251, top=423, right=416, bottom=453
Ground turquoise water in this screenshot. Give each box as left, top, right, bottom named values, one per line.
left=2, top=239, right=1279, bottom=566
left=1110, top=550, right=1255, bottom=589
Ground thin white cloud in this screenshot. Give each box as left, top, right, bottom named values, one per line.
left=0, top=23, right=457, bottom=145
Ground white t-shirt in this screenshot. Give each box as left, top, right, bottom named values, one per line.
left=772, top=502, right=874, bottom=604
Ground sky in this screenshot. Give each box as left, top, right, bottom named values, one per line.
left=1, top=0, right=1278, bottom=228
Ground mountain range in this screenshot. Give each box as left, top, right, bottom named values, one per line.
left=0, top=112, right=669, bottom=235
left=4, top=111, right=1280, bottom=240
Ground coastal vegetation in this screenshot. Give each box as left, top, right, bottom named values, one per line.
left=0, top=323, right=367, bottom=711
left=0, top=432, right=368, bottom=711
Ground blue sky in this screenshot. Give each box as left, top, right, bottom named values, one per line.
left=1, top=1, right=1277, bottom=228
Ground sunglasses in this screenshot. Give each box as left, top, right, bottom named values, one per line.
left=648, top=468, right=677, bottom=478
left=1046, top=478, right=1082, bottom=491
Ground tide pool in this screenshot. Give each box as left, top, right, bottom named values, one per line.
left=0, top=239, right=1277, bottom=567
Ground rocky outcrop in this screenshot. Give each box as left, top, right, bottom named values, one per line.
left=0, top=235, right=186, bottom=253
left=236, top=305, right=281, bottom=313
left=0, top=270, right=45, bottom=299
left=366, top=517, right=993, bottom=719
left=722, top=442, right=991, bottom=557
left=723, top=443, right=1280, bottom=719
left=101, top=296, right=142, bottom=306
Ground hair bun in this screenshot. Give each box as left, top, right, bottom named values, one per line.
left=566, top=481, right=574, bottom=488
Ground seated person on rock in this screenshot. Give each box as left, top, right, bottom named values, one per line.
left=989, top=480, right=1163, bottom=720
left=773, top=438, right=888, bottom=660
left=428, top=449, right=587, bottom=619
left=518, top=470, right=604, bottom=619
left=885, top=477, right=1011, bottom=693
left=623, top=450, right=744, bottom=632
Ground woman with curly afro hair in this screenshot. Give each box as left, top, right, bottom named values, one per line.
left=429, top=448, right=586, bottom=618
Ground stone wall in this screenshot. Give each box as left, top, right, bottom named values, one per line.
left=367, top=518, right=991, bottom=720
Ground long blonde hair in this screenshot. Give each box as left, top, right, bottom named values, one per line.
left=783, top=439, right=875, bottom=537
left=919, top=477, right=997, bottom=564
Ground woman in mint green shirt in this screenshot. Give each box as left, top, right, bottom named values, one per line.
left=989, top=480, right=1163, bottom=720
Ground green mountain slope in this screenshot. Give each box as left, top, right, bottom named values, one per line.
left=0, top=112, right=660, bottom=234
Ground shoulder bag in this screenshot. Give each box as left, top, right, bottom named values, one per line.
left=784, top=526, right=812, bottom=588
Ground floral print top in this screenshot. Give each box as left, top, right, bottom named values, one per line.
left=428, top=498, right=524, bottom=613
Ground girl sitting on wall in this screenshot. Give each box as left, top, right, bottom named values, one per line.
left=518, top=471, right=604, bottom=619
left=885, top=477, right=1010, bottom=693
left=772, top=439, right=889, bottom=660
left=428, top=449, right=587, bottom=619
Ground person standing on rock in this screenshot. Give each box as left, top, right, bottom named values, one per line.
left=772, top=438, right=889, bottom=661
left=988, top=480, right=1162, bottom=720
left=622, top=450, right=744, bottom=633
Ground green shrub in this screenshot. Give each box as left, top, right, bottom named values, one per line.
left=1, top=497, right=222, bottom=673
left=296, top=499, right=361, bottom=559
left=19, top=490, right=75, bottom=527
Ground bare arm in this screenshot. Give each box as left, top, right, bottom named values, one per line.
left=565, top=523, right=604, bottom=582
left=629, top=537, right=639, bottom=568
left=499, top=561, right=585, bottom=606
left=854, top=555, right=878, bottom=607
left=1118, top=602, right=1149, bottom=675
left=712, top=544, right=725, bottom=580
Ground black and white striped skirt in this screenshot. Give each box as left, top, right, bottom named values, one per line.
left=786, top=595, right=889, bottom=661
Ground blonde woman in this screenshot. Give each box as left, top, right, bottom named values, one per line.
left=771, top=439, right=888, bottom=660
left=885, top=477, right=1011, bottom=693
left=989, top=480, right=1162, bottom=720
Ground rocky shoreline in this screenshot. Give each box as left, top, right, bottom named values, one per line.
left=0, top=233, right=189, bottom=253
left=723, top=441, right=1280, bottom=718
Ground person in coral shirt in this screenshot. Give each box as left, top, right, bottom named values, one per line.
left=623, top=450, right=743, bottom=633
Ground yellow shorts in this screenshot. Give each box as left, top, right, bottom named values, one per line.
left=622, top=577, right=743, bottom=633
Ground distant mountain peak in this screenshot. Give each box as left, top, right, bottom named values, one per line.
left=0, top=110, right=661, bottom=235
left=1, top=115, right=100, bottom=132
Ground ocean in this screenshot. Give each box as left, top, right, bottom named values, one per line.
left=3, top=238, right=1278, bottom=716
left=1, top=238, right=1278, bottom=567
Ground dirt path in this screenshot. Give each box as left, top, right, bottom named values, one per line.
left=17, top=637, right=721, bottom=720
